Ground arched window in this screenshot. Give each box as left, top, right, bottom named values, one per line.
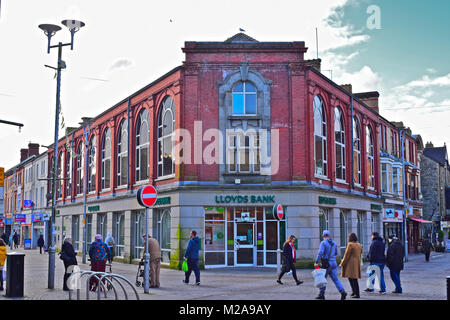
left=314, top=95, right=327, bottom=176
left=136, top=109, right=149, bottom=181
left=232, top=81, right=257, bottom=115
left=117, top=119, right=128, bottom=186
left=340, top=210, right=349, bottom=256
left=76, top=143, right=83, bottom=195
left=319, top=208, right=329, bottom=241
left=353, top=116, right=361, bottom=185
left=334, top=107, right=346, bottom=181
left=157, top=97, right=175, bottom=177
left=88, top=135, right=96, bottom=193
left=101, top=128, right=111, bottom=190
left=65, top=149, right=72, bottom=199
left=133, top=211, right=145, bottom=259
left=157, top=209, right=171, bottom=263
left=366, top=126, right=375, bottom=188
left=56, top=152, right=63, bottom=199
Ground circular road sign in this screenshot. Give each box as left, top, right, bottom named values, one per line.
left=137, top=185, right=158, bottom=208
left=273, top=204, right=284, bottom=220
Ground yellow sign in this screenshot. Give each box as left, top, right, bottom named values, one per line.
left=0, top=167, right=4, bottom=187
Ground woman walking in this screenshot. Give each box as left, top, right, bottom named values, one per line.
left=339, top=233, right=363, bottom=298
left=60, top=238, right=78, bottom=291
left=277, top=235, right=303, bottom=285
left=0, top=239, right=7, bottom=291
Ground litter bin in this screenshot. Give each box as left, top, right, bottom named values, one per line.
left=6, top=252, right=25, bottom=298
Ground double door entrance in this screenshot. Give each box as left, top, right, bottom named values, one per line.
left=234, top=222, right=256, bottom=266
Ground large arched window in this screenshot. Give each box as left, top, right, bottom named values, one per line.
left=117, top=119, right=128, bottom=186
left=314, top=95, right=327, bottom=176
left=157, top=97, right=175, bottom=177
left=65, top=149, right=72, bottom=199
left=87, top=135, right=96, bottom=193
left=366, top=126, right=375, bottom=188
left=334, top=107, right=346, bottom=181
left=135, top=109, right=149, bottom=182
left=76, top=143, right=83, bottom=195
left=353, top=116, right=361, bottom=185
left=232, top=81, right=257, bottom=115
left=101, top=128, right=111, bottom=190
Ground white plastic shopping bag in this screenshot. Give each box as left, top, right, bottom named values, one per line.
left=366, top=264, right=381, bottom=291
left=1, top=266, right=6, bottom=281
left=311, top=267, right=327, bottom=288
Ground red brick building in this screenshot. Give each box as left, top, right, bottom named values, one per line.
left=46, top=33, right=422, bottom=268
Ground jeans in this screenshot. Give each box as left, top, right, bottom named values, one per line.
left=185, top=258, right=200, bottom=283
left=389, top=269, right=402, bottom=293
left=319, top=261, right=345, bottom=296
left=369, top=262, right=386, bottom=292
left=348, top=278, right=360, bottom=296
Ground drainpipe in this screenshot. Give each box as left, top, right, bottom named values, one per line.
left=400, top=129, right=408, bottom=262
left=127, top=98, right=131, bottom=191
left=350, top=96, right=354, bottom=189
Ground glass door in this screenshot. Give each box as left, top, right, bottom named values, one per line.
left=235, top=222, right=255, bottom=266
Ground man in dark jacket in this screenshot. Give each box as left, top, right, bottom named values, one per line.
left=37, top=234, right=45, bottom=254
left=364, top=232, right=386, bottom=294
left=183, top=230, right=201, bottom=285
left=386, top=235, right=404, bottom=293
left=422, top=236, right=433, bottom=262
left=12, top=231, right=19, bottom=249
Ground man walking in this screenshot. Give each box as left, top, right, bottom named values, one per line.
left=12, top=231, right=19, bottom=249
left=386, top=235, right=404, bottom=294
left=365, top=232, right=386, bottom=294
left=37, top=234, right=45, bottom=254
left=143, top=234, right=162, bottom=288
left=314, top=230, right=347, bottom=300
left=422, top=236, right=433, bottom=262
left=183, top=230, right=201, bottom=285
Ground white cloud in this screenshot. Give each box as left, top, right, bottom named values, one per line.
left=334, top=65, right=382, bottom=92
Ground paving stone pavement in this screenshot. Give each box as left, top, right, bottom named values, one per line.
left=0, top=248, right=448, bottom=300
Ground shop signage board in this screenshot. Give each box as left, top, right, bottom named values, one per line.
left=319, top=196, right=337, bottom=205
left=154, top=196, right=171, bottom=206
left=0, top=167, right=4, bottom=187
left=23, top=200, right=34, bottom=208
left=14, top=214, right=26, bottom=223
left=32, top=214, right=43, bottom=222
left=371, top=204, right=382, bottom=211
left=383, top=208, right=403, bottom=222
left=215, top=195, right=275, bottom=204
left=88, top=205, right=100, bottom=212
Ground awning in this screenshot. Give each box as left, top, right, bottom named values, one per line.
left=409, top=218, right=433, bottom=224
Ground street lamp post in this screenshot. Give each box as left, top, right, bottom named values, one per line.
left=399, top=129, right=408, bottom=262
left=38, top=19, right=85, bottom=289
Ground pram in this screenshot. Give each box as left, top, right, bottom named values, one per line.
left=135, top=259, right=152, bottom=287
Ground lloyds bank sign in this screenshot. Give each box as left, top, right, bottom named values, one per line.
left=215, top=194, right=275, bottom=204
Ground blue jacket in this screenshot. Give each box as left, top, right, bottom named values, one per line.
left=368, top=236, right=386, bottom=263
left=89, top=240, right=111, bottom=262
left=185, top=237, right=200, bottom=259
left=315, top=239, right=338, bottom=264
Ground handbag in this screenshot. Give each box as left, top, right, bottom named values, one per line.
left=182, top=259, right=189, bottom=272
left=320, top=243, right=334, bottom=269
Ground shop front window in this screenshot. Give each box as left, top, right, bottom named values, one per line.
left=72, top=215, right=80, bottom=251
left=154, top=209, right=171, bottom=263
left=205, top=207, right=226, bottom=266
left=134, top=211, right=145, bottom=259
left=340, top=210, right=349, bottom=257
left=113, top=212, right=125, bottom=257
left=319, top=208, right=329, bottom=241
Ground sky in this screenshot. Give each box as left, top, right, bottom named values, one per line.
left=0, top=0, right=449, bottom=170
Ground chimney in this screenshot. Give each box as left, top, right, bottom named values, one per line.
left=354, top=91, right=380, bottom=113
left=341, top=84, right=352, bottom=93
left=20, top=148, right=28, bottom=162
left=65, top=127, right=78, bottom=136
left=304, top=59, right=321, bottom=72
left=28, top=143, right=40, bottom=157
left=425, top=141, right=434, bottom=148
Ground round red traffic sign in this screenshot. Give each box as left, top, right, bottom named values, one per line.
left=137, top=185, right=158, bottom=208
left=273, top=204, right=284, bottom=220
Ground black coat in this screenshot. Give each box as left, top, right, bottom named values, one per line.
left=60, top=242, right=78, bottom=268
left=386, top=239, right=404, bottom=271
left=13, top=233, right=19, bottom=243
left=422, top=239, right=432, bottom=252
left=1, top=233, right=8, bottom=245
left=282, top=242, right=294, bottom=264
left=37, top=236, right=45, bottom=247
left=368, top=237, right=386, bottom=263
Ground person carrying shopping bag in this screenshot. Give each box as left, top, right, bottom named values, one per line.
left=314, top=230, right=347, bottom=300
left=339, top=233, right=363, bottom=298
left=60, top=238, right=78, bottom=291
left=277, top=235, right=303, bottom=285
left=0, top=239, right=7, bottom=291
left=182, top=230, right=201, bottom=285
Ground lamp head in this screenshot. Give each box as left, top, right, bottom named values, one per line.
left=38, top=24, right=62, bottom=36
left=61, top=20, right=85, bottom=50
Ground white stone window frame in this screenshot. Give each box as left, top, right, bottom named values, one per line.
left=76, top=144, right=84, bottom=196
left=353, top=117, right=362, bottom=186
left=157, top=98, right=176, bottom=179
left=117, top=119, right=128, bottom=187
left=101, top=128, right=111, bottom=191
left=334, top=107, right=346, bottom=183
left=392, top=163, right=403, bottom=196
left=226, top=130, right=260, bottom=174
left=136, top=109, right=150, bottom=182
left=232, top=81, right=257, bottom=116
left=88, top=135, right=97, bottom=194
left=366, top=126, right=375, bottom=189
left=314, top=95, right=328, bottom=178
left=56, top=152, right=63, bottom=200
left=65, top=150, right=72, bottom=199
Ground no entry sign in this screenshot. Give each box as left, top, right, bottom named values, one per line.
left=137, top=185, right=158, bottom=208
left=273, top=204, right=284, bottom=220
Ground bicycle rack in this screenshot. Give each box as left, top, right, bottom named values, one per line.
left=67, top=269, right=140, bottom=300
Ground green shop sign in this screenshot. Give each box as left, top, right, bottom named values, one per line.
left=88, top=205, right=100, bottom=212
left=155, top=196, right=171, bottom=206
left=371, top=204, right=382, bottom=211
left=215, top=195, right=275, bottom=204
left=318, top=196, right=337, bottom=205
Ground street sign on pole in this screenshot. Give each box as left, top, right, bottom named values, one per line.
left=273, top=204, right=284, bottom=275
left=136, top=185, right=158, bottom=294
